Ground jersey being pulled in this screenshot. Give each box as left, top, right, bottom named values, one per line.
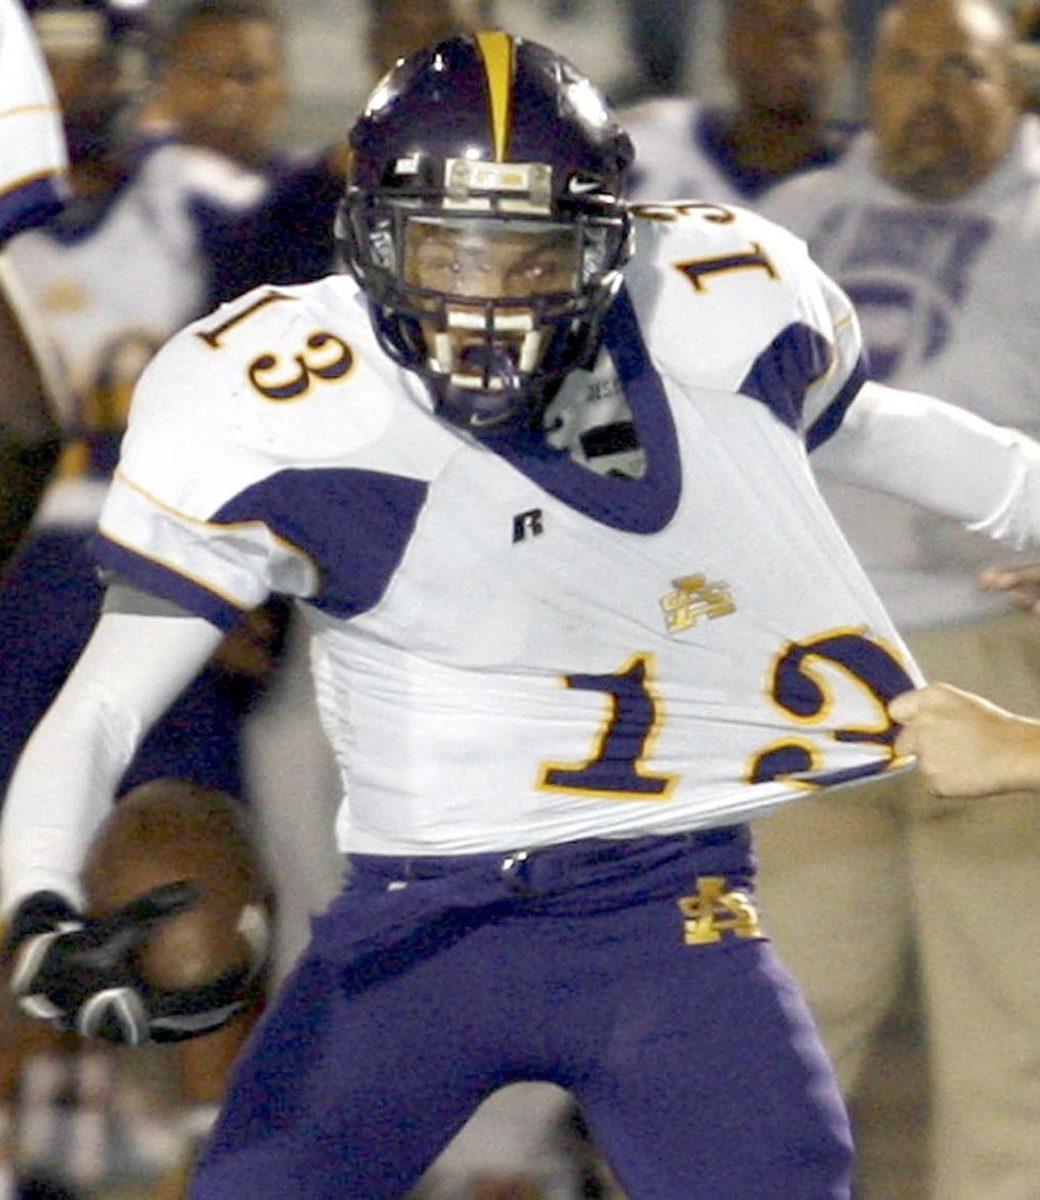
left=94, top=204, right=920, bottom=855
left=0, top=0, right=67, bottom=242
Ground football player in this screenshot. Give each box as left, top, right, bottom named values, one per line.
left=8, top=29, right=1040, bottom=1199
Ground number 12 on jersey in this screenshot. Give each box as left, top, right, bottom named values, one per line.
left=536, top=633, right=913, bottom=802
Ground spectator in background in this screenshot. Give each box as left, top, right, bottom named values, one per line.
left=623, top=0, right=854, bottom=204
left=142, top=0, right=288, bottom=169
left=139, top=0, right=340, bottom=305
left=171, top=0, right=475, bottom=309
left=758, top=3, right=1040, bottom=1197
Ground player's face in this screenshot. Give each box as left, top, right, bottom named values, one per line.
left=726, top=0, right=846, bottom=118
left=403, top=218, right=581, bottom=395
left=870, top=2, right=1018, bottom=201
left=161, top=18, right=288, bottom=164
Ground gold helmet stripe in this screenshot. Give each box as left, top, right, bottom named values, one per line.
left=475, top=30, right=515, bottom=163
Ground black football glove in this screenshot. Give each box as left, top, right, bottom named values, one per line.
left=4, top=883, right=251, bottom=1045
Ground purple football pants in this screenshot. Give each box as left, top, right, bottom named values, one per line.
left=192, top=826, right=852, bottom=1199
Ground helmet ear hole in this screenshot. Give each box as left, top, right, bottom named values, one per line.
left=342, top=31, right=634, bottom=432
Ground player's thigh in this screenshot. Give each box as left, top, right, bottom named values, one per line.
left=752, top=781, right=910, bottom=1086
left=575, top=935, right=852, bottom=1200
left=192, top=945, right=500, bottom=1200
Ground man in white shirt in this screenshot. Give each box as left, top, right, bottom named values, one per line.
left=760, top=3, right=1040, bottom=1196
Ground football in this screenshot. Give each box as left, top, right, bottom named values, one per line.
left=81, top=778, right=271, bottom=993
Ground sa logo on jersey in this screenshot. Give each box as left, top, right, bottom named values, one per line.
left=677, top=876, right=763, bottom=946
left=660, top=574, right=735, bottom=634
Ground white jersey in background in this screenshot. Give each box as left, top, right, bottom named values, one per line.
left=762, top=119, right=1040, bottom=629
left=0, top=0, right=68, bottom=241
left=5, top=141, right=269, bottom=530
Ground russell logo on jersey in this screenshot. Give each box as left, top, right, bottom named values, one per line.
left=511, top=508, right=545, bottom=543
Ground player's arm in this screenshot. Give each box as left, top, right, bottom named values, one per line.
left=0, top=585, right=226, bottom=1043
left=889, top=683, right=1040, bottom=797
left=812, top=378, right=1040, bottom=550
left=788, top=252, right=1040, bottom=548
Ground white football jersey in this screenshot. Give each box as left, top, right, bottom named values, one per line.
left=96, top=205, right=921, bottom=855
left=6, top=142, right=268, bottom=529
left=762, top=120, right=1040, bottom=629
left=0, top=0, right=67, bottom=241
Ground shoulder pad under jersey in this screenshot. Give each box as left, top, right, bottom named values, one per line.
left=117, top=274, right=458, bottom=521
left=625, top=200, right=825, bottom=391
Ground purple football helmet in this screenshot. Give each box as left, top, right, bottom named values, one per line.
left=338, top=31, right=634, bottom=432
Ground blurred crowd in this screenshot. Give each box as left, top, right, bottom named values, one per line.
left=3, top=0, right=1040, bottom=1198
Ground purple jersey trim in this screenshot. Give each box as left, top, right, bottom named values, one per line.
left=738, top=323, right=868, bottom=450
left=737, top=322, right=831, bottom=434
left=90, top=533, right=246, bottom=631
left=482, top=287, right=682, bottom=534
left=805, top=355, right=868, bottom=452
left=211, top=468, right=429, bottom=620
left=0, top=175, right=65, bottom=243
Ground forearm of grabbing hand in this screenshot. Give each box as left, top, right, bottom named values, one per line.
left=889, top=683, right=1040, bottom=797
